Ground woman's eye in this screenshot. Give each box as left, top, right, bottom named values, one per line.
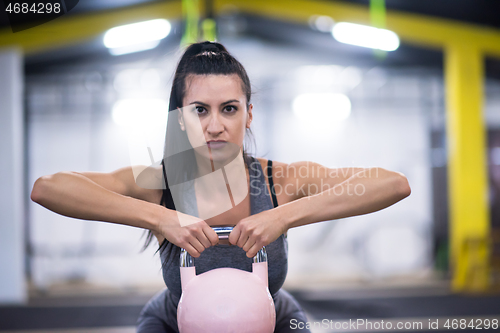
left=224, top=105, right=237, bottom=113
left=195, top=106, right=207, bottom=114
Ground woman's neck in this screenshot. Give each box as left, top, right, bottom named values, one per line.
left=193, top=149, right=249, bottom=211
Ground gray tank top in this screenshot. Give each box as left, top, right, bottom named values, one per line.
left=158, top=155, right=288, bottom=303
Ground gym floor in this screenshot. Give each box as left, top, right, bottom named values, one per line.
left=1, top=283, right=499, bottom=333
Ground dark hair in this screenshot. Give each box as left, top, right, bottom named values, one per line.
left=170, top=41, right=252, bottom=111
left=142, top=41, right=255, bottom=250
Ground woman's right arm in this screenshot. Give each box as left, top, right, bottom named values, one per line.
left=30, top=168, right=218, bottom=257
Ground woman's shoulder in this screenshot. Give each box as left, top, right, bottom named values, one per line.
left=254, top=157, right=289, bottom=190
left=254, top=158, right=325, bottom=180
left=253, top=158, right=332, bottom=203
left=254, top=157, right=288, bottom=175
left=254, top=157, right=305, bottom=205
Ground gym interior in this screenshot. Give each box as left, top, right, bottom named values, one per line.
left=1, top=0, right=500, bottom=332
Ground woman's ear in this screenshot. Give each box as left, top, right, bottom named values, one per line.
left=178, top=108, right=185, bottom=131
left=246, top=104, right=253, bottom=129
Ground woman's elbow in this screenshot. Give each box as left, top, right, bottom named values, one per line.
left=31, top=176, right=48, bottom=203
left=31, top=173, right=60, bottom=204
left=396, top=172, right=411, bottom=199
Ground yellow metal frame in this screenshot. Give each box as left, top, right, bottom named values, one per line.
left=1, top=0, right=499, bottom=292
left=445, top=44, right=490, bottom=292
left=181, top=0, right=200, bottom=46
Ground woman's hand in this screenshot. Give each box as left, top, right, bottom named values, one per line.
left=156, top=212, right=219, bottom=258
left=228, top=209, right=287, bottom=258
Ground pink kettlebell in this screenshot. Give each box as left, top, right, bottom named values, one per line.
left=177, top=226, right=276, bottom=333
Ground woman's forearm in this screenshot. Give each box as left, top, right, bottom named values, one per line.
left=279, top=168, right=411, bottom=230
left=31, top=171, right=165, bottom=232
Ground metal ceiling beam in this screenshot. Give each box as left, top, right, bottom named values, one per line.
left=1, top=0, right=499, bottom=57
left=214, top=0, right=500, bottom=57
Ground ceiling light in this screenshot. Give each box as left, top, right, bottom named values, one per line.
left=112, top=99, right=168, bottom=127
left=109, top=40, right=161, bottom=56
left=308, top=15, right=335, bottom=32
left=292, top=93, right=351, bottom=122
left=332, top=22, right=399, bottom=51
left=104, top=19, right=171, bottom=55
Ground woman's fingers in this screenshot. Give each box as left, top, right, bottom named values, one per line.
left=186, top=237, right=205, bottom=257
left=202, top=224, right=220, bottom=247
left=229, top=222, right=252, bottom=248
left=179, top=220, right=221, bottom=257
left=191, top=221, right=219, bottom=249
left=185, top=245, right=200, bottom=258
left=246, top=242, right=262, bottom=258
left=242, top=237, right=256, bottom=253
left=228, top=225, right=241, bottom=246
left=237, top=233, right=249, bottom=248
left=186, top=222, right=210, bottom=249
left=229, top=223, right=250, bottom=248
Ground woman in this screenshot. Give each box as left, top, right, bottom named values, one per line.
left=31, top=41, right=411, bottom=332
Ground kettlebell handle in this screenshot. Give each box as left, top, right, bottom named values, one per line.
left=180, top=226, right=268, bottom=267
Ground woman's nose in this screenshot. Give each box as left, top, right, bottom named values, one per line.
left=207, top=113, right=224, bottom=135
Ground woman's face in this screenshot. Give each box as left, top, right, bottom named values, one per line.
left=179, top=74, right=252, bottom=164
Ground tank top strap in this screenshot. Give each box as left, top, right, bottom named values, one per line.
left=246, top=155, right=274, bottom=214
left=266, top=159, right=279, bottom=208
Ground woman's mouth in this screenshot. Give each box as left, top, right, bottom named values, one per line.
left=207, top=141, right=227, bottom=149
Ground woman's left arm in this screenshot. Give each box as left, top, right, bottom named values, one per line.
left=279, top=166, right=411, bottom=229
left=229, top=163, right=411, bottom=257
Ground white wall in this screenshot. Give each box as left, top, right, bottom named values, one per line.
left=0, top=48, right=26, bottom=303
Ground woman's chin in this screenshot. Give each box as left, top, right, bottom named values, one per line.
left=210, top=151, right=238, bottom=165
left=193, top=143, right=242, bottom=168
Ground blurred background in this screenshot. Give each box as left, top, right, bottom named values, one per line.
left=1, top=0, right=500, bottom=332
